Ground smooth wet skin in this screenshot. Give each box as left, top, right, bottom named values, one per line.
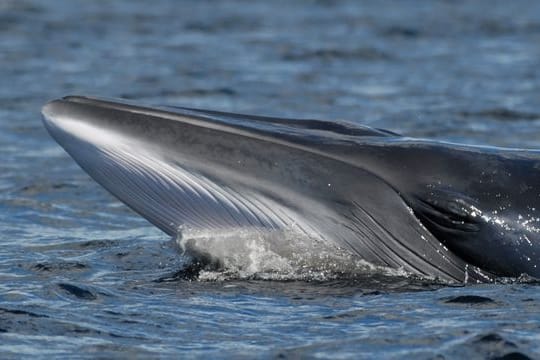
left=42, top=96, right=540, bottom=282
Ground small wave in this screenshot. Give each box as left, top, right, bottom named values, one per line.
left=175, top=226, right=415, bottom=282
left=281, top=47, right=393, bottom=62
left=183, top=16, right=260, bottom=33
left=382, top=26, right=421, bottom=38
left=459, top=108, right=540, bottom=121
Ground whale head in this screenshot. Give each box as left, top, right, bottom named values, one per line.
left=42, top=96, right=540, bottom=282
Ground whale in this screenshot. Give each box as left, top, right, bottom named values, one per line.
left=41, top=96, right=540, bottom=283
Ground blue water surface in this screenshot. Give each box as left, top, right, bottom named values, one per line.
left=2, top=0, right=540, bottom=358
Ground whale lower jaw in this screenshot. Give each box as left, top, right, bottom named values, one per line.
left=77, top=140, right=433, bottom=281
left=47, top=119, right=389, bottom=279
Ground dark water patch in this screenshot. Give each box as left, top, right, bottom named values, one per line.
left=467, top=333, right=531, bottom=360
left=103, top=310, right=122, bottom=316
left=474, top=333, right=517, bottom=347
left=459, top=109, right=540, bottom=121
left=98, top=310, right=146, bottom=325
left=184, top=16, right=260, bottom=33
left=363, top=290, right=383, bottom=296
left=281, top=47, right=393, bottom=61
left=1, top=1, right=45, bottom=14
left=118, top=92, right=152, bottom=100
left=0, top=14, right=19, bottom=32
left=0, top=307, right=48, bottom=318
left=493, top=352, right=533, bottom=360
left=58, top=283, right=97, bottom=300
left=19, top=182, right=77, bottom=195
left=444, top=295, right=495, bottom=304
left=0, top=313, right=122, bottom=340
left=155, top=261, right=207, bottom=282
left=473, top=333, right=517, bottom=348
left=136, top=75, right=161, bottom=85
left=476, top=19, right=540, bottom=36
left=120, top=87, right=237, bottom=100
left=443, top=332, right=532, bottom=359
left=32, top=261, right=88, bottom=273
left=78, top=239, right=120, bottom=249
left=382, top=26, right=421, bottom=38
left=322, top=309, right=366, bottom=320
left=159, top=87, right=237, bottom=97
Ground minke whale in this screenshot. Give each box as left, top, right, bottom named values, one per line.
left=42, top=96, right=540, bottom=283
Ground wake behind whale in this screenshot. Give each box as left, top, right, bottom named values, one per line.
left=42, top=96, right=540, bottom=283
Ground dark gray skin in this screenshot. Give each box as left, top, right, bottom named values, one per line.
left=42, top=96, right=540, bottom=283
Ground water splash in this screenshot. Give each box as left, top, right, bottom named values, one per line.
left=175, top=226, right=413, bottom=281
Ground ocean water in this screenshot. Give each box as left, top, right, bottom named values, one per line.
left=2, top=0, right=540, bottom=358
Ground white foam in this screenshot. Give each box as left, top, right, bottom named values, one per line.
left=176, top=226, right=410, bottom=281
